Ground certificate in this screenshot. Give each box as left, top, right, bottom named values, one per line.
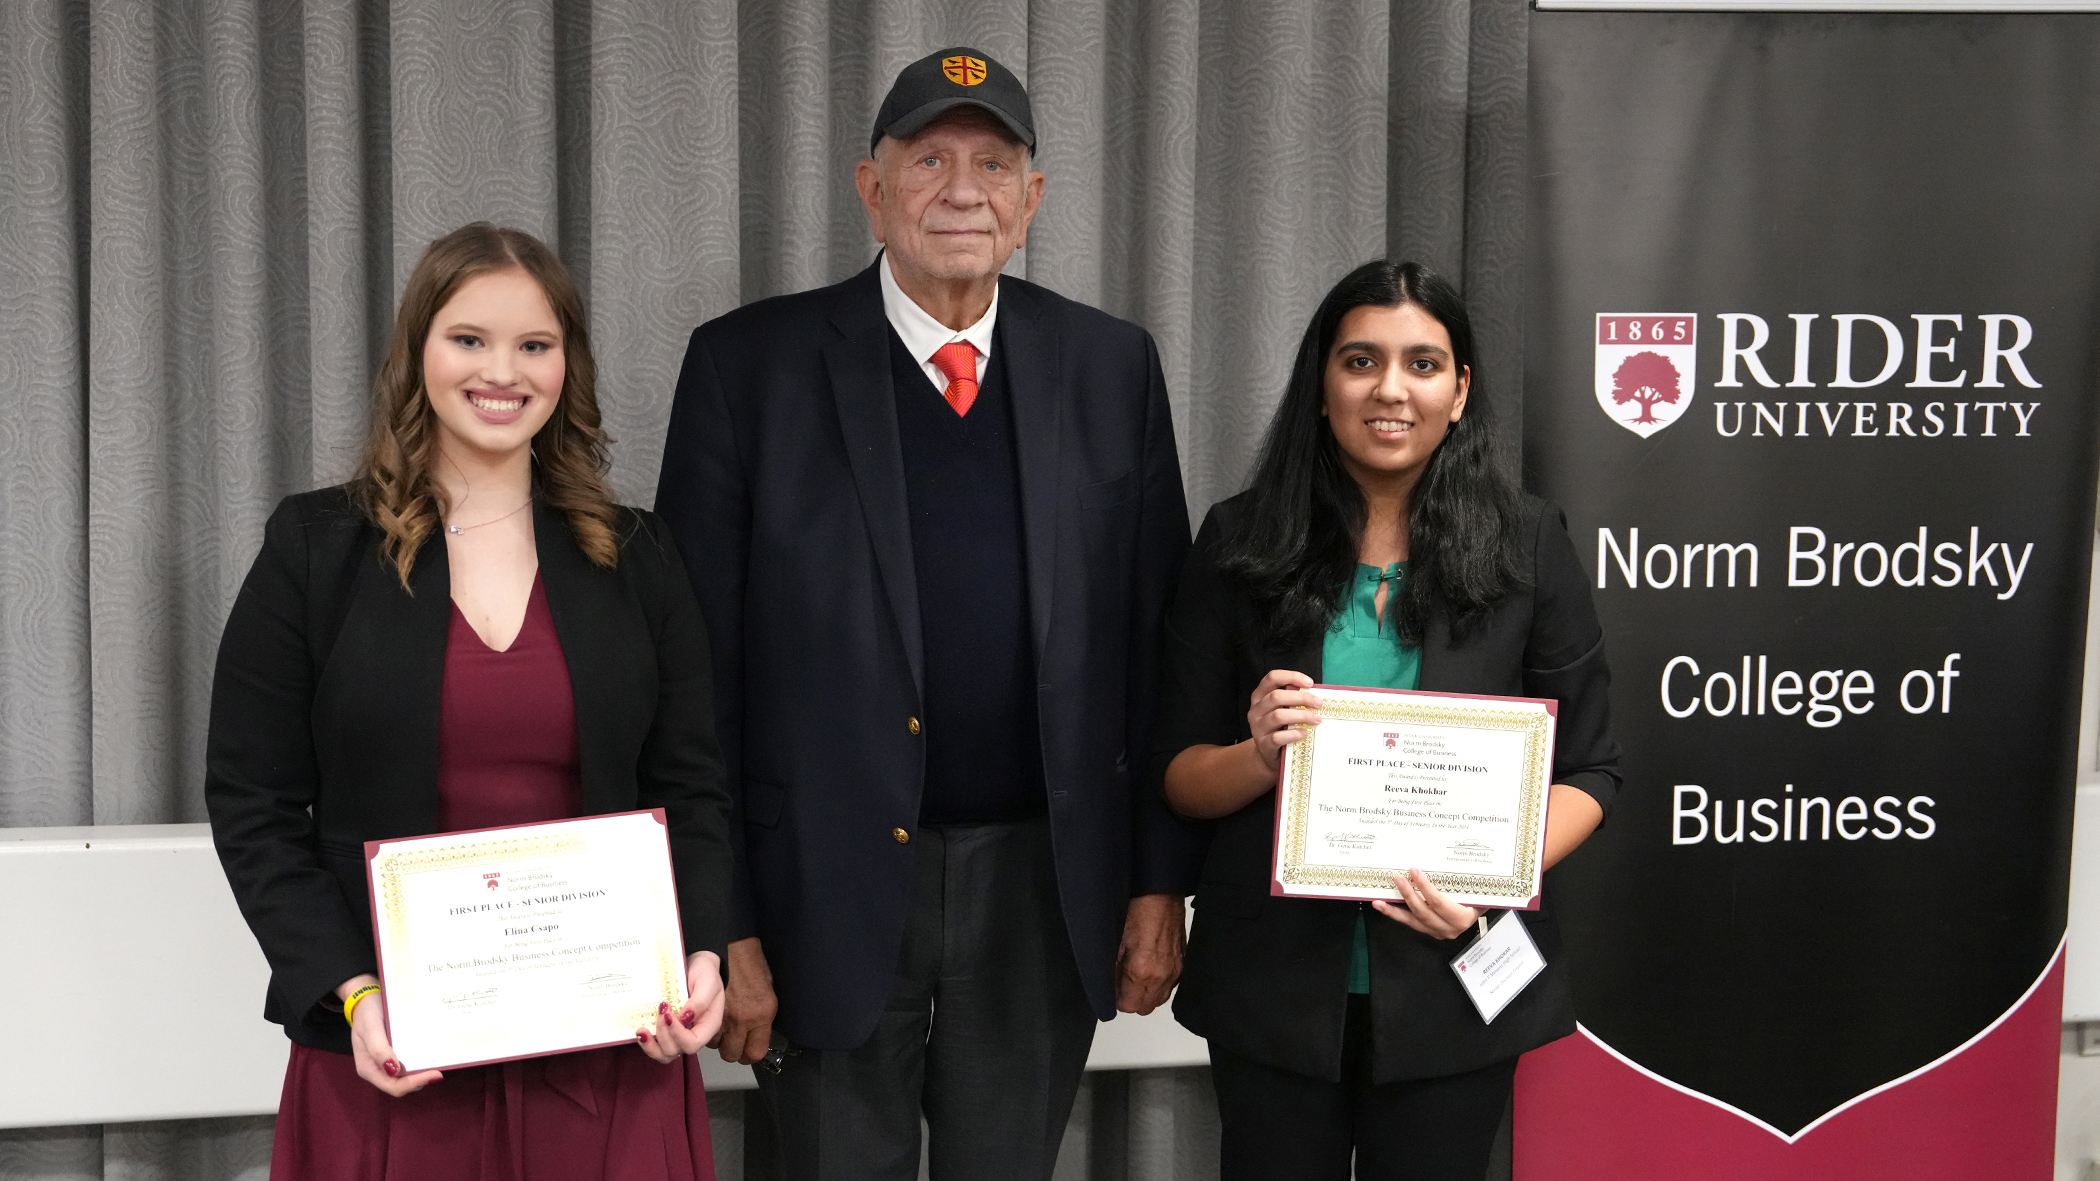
left=365, top=809, right=688, bottom=1071
left=1271, top=687, right=1556, bottom=910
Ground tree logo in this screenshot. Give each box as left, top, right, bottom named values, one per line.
left=1595, top=314, right=1696, bottom=438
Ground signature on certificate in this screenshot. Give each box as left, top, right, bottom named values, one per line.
left=1445, top=838, right=1495, bottom=863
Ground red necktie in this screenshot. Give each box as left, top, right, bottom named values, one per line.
left=930, top=341, right=979, bottom=417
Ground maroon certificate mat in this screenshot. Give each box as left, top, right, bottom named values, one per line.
left=1268, top=685, right=1558, bottom=911
left=364, top=808, right=686, bottom=1072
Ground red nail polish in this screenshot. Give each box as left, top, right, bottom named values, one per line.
left=680, top=1010, right=698, bottom=1030
left=383, top=1059, right=401, bottom=1077
left=659, top=1002, right=671, bottom=1017
left=635, top=1031, right=648, bottom=1042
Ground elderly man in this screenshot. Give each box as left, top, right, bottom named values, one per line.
left=654, top=47, right=1202, bottom=1180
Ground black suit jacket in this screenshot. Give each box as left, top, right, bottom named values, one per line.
left=204, top=487, right=733, bottom=1052
left=654, top=259, right=1203, bottom=1049
left=1157, top=491, right=1623, bottom=1083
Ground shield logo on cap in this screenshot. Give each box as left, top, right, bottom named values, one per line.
left=943, top=55, right=987, bottom=86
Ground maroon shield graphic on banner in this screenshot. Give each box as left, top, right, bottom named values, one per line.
left=1595, top=314, right=1697, bottom=437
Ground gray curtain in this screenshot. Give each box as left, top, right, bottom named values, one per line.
left=0, top=1, right=1523, bottom=1177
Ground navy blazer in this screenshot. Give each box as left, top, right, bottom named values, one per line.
left=1157, top=491, right=1623, bottom=1083
left=204, top=488, right=733, bottom=1053
left=655, top=259, right=1203, bottom=1049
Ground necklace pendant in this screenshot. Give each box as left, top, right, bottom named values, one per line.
left=448, top=525, right=462, bottom=535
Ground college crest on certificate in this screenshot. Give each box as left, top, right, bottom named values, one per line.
left=365, top=809, right=689, bottom=1071
left=1271, top=687, right=1557, bottom=910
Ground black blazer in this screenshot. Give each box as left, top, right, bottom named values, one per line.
left=1156, top=491, right=1623, bottom=1083
left=654, top=259, right=1204, bottom=1050
left=204, top=486, right=733, bottom=1053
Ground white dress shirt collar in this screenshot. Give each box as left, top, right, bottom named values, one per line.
left=879, top=251, right=997, bottom=390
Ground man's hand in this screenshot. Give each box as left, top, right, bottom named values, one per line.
left=1115, top=894, right=1186, bottom=1015
left=712, top=937, right=778, bottom=1065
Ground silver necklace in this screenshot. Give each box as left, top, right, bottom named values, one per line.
left=445, top=499, right=531, bottom=535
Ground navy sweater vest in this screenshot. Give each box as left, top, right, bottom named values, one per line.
left=890, top=328, right=1046, bottom=824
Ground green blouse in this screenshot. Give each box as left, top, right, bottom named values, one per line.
left=1321, top=562, right=1421, bottom=995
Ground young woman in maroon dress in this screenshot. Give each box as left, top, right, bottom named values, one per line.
left=205, top=224, right=731, bottom=1180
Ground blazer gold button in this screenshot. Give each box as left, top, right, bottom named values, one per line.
left=892, top=827, right=911, bottom=844
left=907, top=717, right=921, bottom=735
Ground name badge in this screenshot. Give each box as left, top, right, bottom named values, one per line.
left=1449, top=909, right=1546, bottom=1024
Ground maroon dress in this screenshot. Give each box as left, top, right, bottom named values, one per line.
left=271, top=576, right=716, bottom=1181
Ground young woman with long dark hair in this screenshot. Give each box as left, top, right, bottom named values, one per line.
left=1156, top=260, right=1622, bottom=1179
left=206, top=223, right=730, bottom=1179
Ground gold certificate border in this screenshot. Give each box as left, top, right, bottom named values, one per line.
left=1277, top=695, right=1550, bottom=904
left=371, top=824, right=686, bottom=1025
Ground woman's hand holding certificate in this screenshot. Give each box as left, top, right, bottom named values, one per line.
left=339, top=973, right=444, bottom=1095
left=1246, top=669, right=1326, bottom=770
left=1374, top=867, right=1488, bottom=941
left=634, top=949, right=724, bottom=1063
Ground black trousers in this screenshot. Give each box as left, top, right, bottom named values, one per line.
left=1210, top=994, right=1516, bottom=1181
left=753, top=818, right=1096, bottom=1181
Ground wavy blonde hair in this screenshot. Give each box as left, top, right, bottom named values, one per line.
left=353, top=223, right=620, bottom=588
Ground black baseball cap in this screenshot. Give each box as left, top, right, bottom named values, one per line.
left=870, top=47, right=1035, bottom=155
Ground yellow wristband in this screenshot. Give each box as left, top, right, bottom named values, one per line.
left=343, top=984, right=381, bottom=1027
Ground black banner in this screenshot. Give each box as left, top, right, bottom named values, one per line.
left=1521, top=10, right=2100, bottom=1161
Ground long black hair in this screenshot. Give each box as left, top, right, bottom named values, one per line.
left=1218, top=259, right=1525, bottom=648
